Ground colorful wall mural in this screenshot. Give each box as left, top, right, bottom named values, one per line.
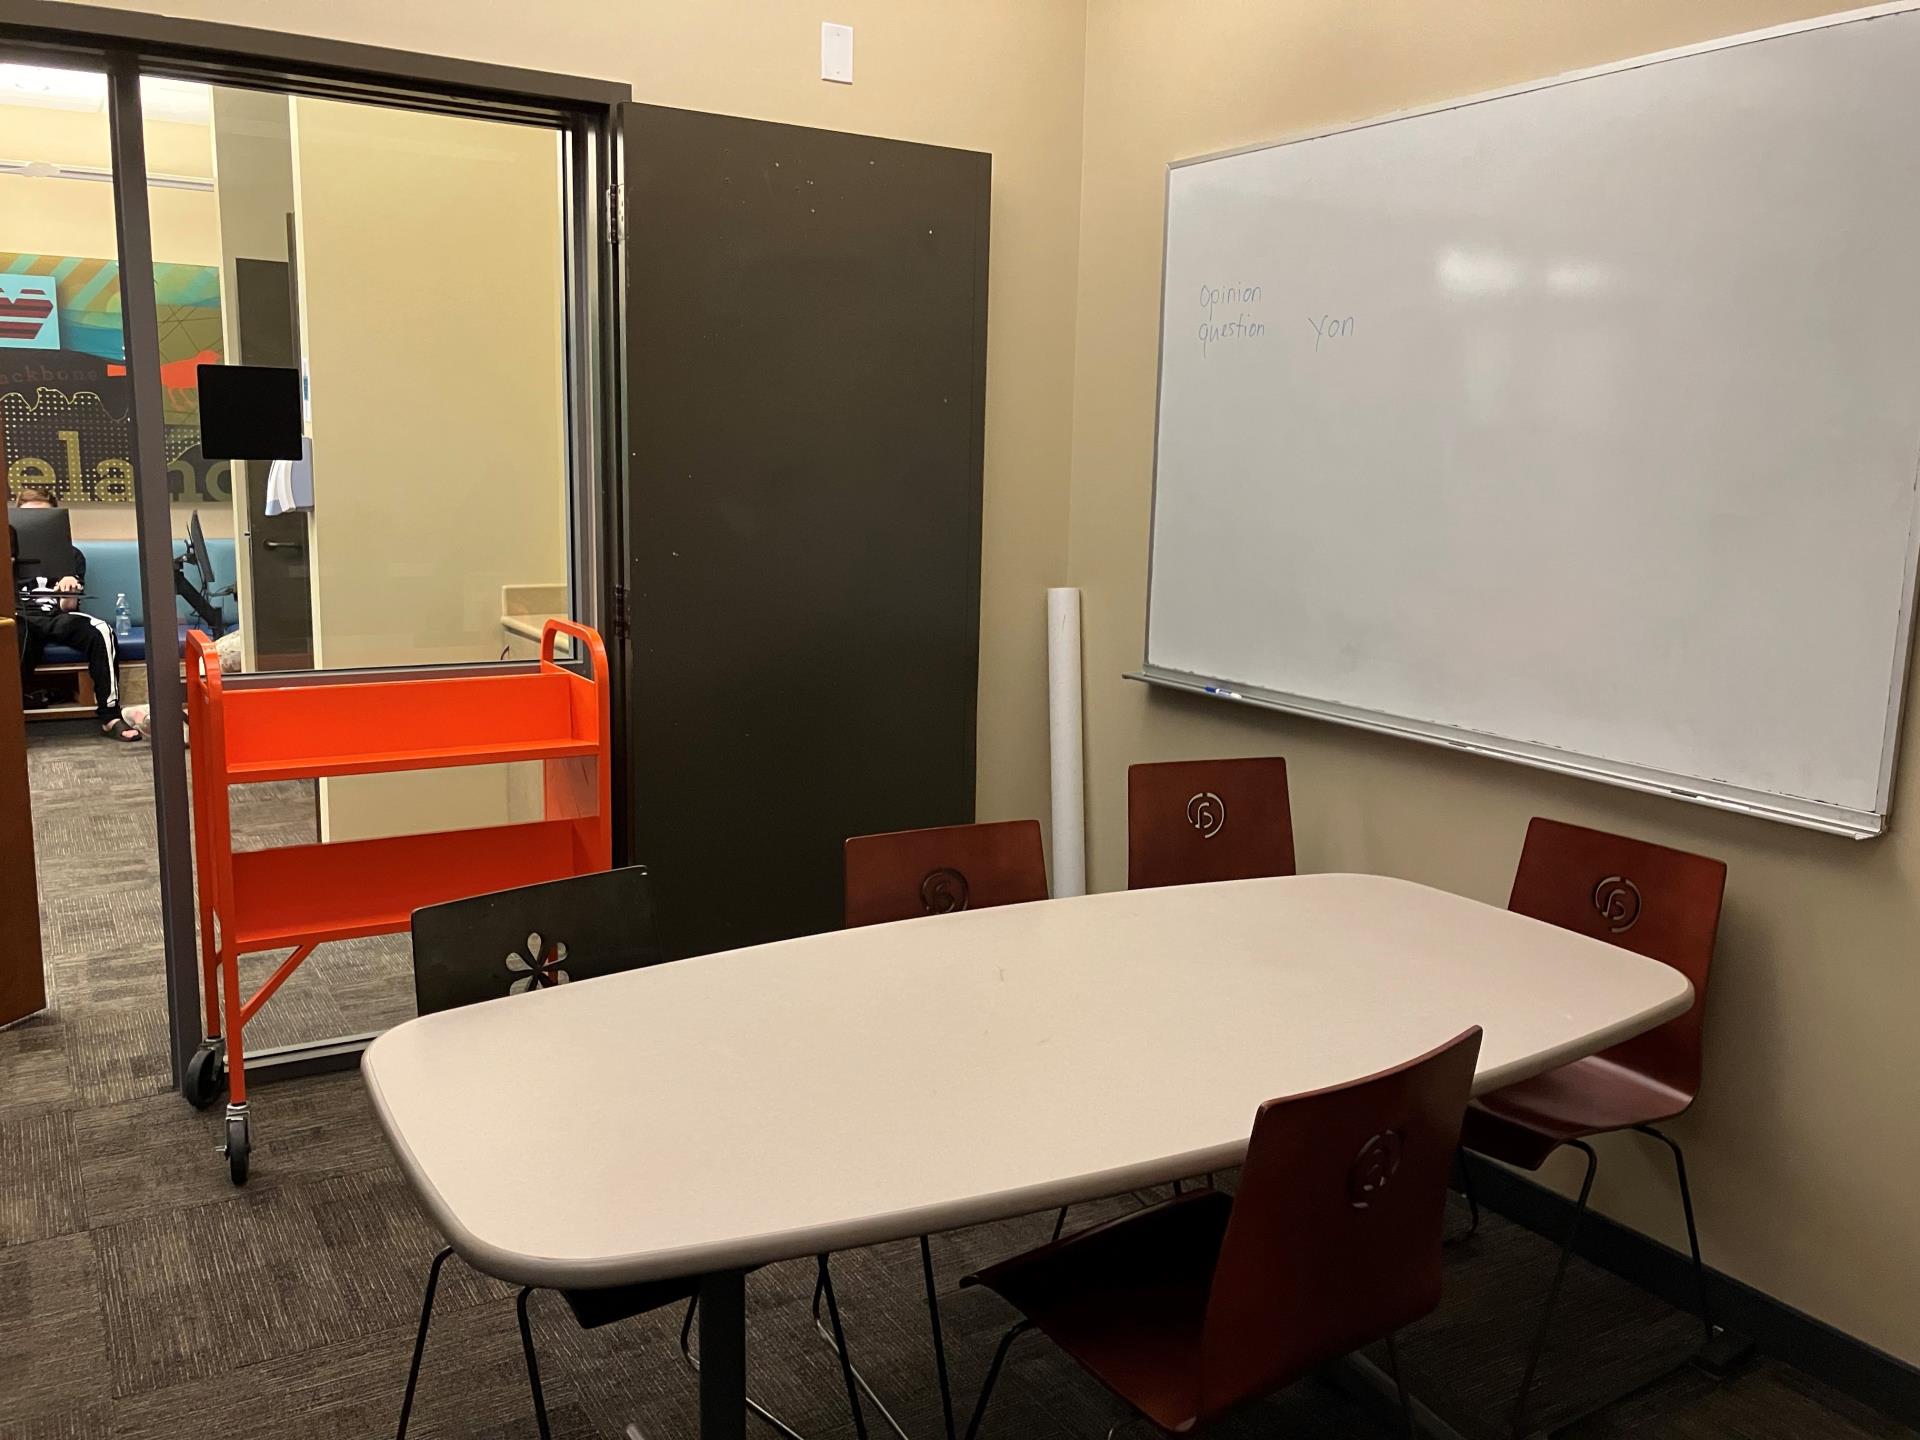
left=0, top=252, right=228, bottom=505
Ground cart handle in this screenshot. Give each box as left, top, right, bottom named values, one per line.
left=184, top=628, right=223, bottom=700
left=541, top=617, right=608, bottom=679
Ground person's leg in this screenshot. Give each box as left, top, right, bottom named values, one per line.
left=46, top=611, right=122, bottom=726
left=17, top=613, right=49, bottom=690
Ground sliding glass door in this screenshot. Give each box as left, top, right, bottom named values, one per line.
left=144, top=78, right=589, bottom=1058
left=0, top=9, right=625, bottom=1091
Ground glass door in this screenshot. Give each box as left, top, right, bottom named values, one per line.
left=135, top=73, right=601, bottom=1067
left=2, top=5, right=624, bottom=1104
left=0, top=54, right=184, bottom=1092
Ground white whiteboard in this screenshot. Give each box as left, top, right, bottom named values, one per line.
left=1139, top=3, right=1920, bottom=838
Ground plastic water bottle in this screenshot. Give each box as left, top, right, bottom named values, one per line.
left=114, top=593, right=132, bottom=639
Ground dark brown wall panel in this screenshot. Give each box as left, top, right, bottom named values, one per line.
left=623, top=104, right=989, bottom=957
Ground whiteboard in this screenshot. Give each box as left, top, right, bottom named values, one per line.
left=1138, top=3, right=1920, bottom=838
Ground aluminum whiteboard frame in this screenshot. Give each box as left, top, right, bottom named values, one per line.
left=1133, top=0, right=1920, bottom=842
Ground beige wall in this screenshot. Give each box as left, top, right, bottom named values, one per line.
left=209, top=86, right=294, bottom=668
left=0, top=103, right=217, bottom=265
left=91, top=0, right=1090, bottom=844
left=289, top=96, right=569, bottom=840
left=1068, top=0, right=1920, bottom=1365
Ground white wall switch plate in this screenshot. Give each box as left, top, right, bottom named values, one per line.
left=821, top=22, right=854, bottom=84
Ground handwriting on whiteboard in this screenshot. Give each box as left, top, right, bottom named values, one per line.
left=1198, top=283, right=1266, bottom=356
left=1308, top=313, right=1355, bottom=350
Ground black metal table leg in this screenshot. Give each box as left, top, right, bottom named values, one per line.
left=920, top=1236, right=957, bottom=1440
left=699, top=1270, right=748, bottom=1440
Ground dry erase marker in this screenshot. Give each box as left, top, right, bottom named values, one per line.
left=1203, top=684, right=1242, bottom=699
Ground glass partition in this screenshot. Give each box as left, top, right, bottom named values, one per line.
left=143, top=78, right=585, bottom=1050
left=161, top=83, right=575, bottom=682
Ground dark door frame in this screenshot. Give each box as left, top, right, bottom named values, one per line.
left=0, top=0, right=636, bottom=1091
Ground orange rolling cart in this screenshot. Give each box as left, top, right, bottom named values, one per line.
left=183, top=619, right=612, bottom=1182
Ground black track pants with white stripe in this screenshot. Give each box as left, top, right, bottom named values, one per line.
left=18, top=609, right=119, bottom=719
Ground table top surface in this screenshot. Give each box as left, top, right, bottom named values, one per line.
left=363, top=873, right=1693, bottom=1289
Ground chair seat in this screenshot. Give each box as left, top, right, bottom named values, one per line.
left=1463, top=1055, right=1691, bottom=1170
left=558, top=1272, right=702, bottom=1329
left=967, top=1189, right=1233, bottom=1434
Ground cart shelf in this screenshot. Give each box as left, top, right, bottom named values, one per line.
left=215, top=669, right=601, bottom=783
left=184, top=619, right=613, bottom=1185
left=227, top=818, right=592, bottom=950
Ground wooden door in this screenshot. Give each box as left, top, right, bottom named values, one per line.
left=0, top=611, right=47, bottom=1027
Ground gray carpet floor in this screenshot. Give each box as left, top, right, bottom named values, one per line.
left=3, top=730, right=1915, bottom=1439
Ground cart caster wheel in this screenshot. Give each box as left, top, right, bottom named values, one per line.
left=225, top=1113, right=251, bottom=1186
left=184, top=1043, right=224, bottom=1110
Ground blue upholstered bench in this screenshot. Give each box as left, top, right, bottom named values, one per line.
left=33, top=537, right=238, bottom=668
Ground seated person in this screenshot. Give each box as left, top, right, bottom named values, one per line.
left=10, top=486, right=139, bottom=742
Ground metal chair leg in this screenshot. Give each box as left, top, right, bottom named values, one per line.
left=678, top=1292, right=808, bottom=1440
left=920, top=1235, right=958, bottom=1440
left=964, top=1320, right=1033, bottom=1440
left=1050, top=1207, right=1069, bottom=1242
left=811, top=1257, right=912, bottom=1439
left=1510, top=1139, right=1598, bottom=1440
left=1383, top=1334, right=1416, bottom=1440
left=1635, top=1124, right=1713, bottom=1343
left=817, top=1256, right=870, bottom=1440
left=517, top=1287, right=554, bottom=1440
left=395, top=1246, right=452, bottom=1439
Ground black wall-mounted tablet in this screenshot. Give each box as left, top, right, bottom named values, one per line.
left=196, top=364, right=302, bottom=461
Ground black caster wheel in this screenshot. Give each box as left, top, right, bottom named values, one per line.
left=225, top=1112, right=251, bottom=1186
left=184, top=1042, right=224, bottom=1110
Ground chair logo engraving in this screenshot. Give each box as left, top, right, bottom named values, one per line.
left=1347, top=1130, right=1403, bottom=1208
left=1185, top=791, right=1226, bottom=839
left=505, top=931, right=571, bottom=994
left=919, top=868, right=971, bottom=914
left=1592, top=876, right=1642, bottom=933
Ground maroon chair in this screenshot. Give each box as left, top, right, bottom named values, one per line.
left=962, top=1028, right=1484, bottom=1439
left=1127, top=756, right=1295, bottom=890
left=1125, top=758, right=1293, bottom=1203
left=844, top=818, right=1049, bottom=927
left=824, top=818, right=1050, bottom=1440
left=1460, top=817, right=1726, bottom=1438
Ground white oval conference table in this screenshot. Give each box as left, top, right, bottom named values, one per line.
left=363, top=873, right=1692, bottom=1439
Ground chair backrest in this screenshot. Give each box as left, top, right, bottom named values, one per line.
left=843, top=819, right=1047, bottom=928
left=1508, top=817, right=1724, bottom=1100
left=1198, top=1027, right=1482, bottom=1421
left=409, top=866, right=665, bottom=1015
left=1126, top=757, right=1295, bottom=890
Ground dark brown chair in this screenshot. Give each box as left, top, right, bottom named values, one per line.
left=1125, top=758, right=1293, bottom=1204
left=1460, top=817, right=1727, bottom=1438
left=820, top=819, right=1050, bottom=1440
left=962, top=1028, right=1483, bottom=1438
left=1127, top=756, right=1295, bottom=890
left=843, top=818, right=1048, bottom=927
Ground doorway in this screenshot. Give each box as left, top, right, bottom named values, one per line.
left=2, top=59, right=175, bottom=1091
left=0, top=15, right=628, bottom=1099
